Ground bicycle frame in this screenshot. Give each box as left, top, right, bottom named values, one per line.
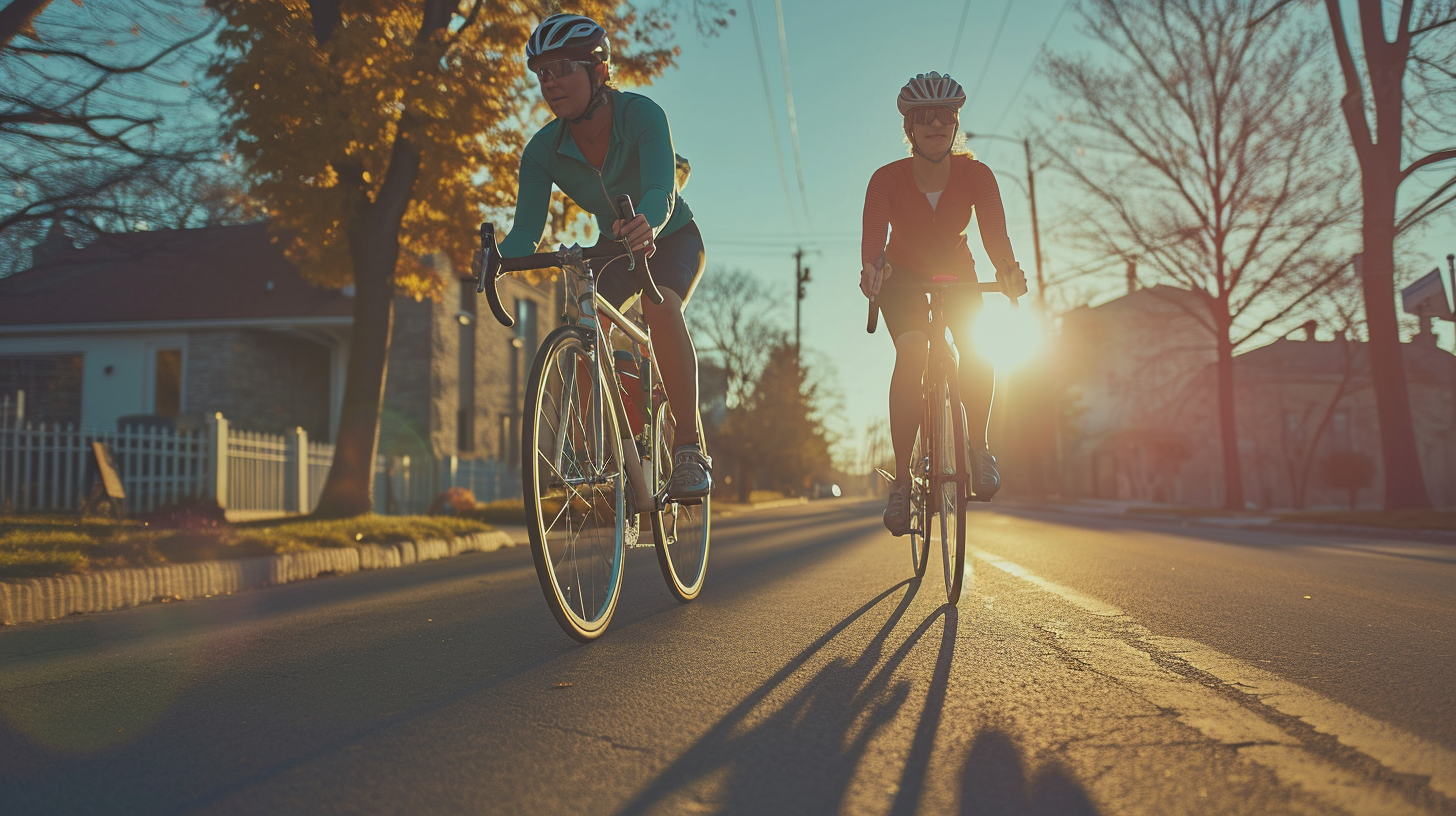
left=494, top=241, right=666, bottom=516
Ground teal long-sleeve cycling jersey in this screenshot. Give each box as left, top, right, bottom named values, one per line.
left=498, top=89, right=693, bottom=258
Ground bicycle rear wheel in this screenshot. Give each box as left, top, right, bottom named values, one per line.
left=932, top=371, right=969, bottom=605
left=650, top=402, right=710, bottom=601
left=523, top=326, right=626, bottom=642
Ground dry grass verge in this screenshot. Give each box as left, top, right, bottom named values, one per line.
left=0, top=514, right=492, bottom=580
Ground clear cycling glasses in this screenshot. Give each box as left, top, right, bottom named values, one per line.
left=908, top=106, right=960, bottom=126
left=533, top=59, right=591, bottom=82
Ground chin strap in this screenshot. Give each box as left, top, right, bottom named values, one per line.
left=569, top=68, right=611, bottom=124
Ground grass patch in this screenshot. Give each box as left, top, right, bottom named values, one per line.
left=0, top=514, right=493, bottom=580
left=460, top=498, right=527, bottom=526
left=1275, top=510, right=1456, bottom=531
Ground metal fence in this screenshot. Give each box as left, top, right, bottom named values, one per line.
left=0, top=393, right=520, bottom=517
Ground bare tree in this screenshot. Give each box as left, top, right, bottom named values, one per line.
left=1042, top=0, right=1354, bottom=509
left=1317, top=0, right=1456, bottom=509
left=685, top=267, right=786, bottom=408
left=0, top=0, right=236, bottom=274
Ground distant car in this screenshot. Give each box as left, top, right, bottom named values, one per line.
left=810, top=482, right=843, bottom=500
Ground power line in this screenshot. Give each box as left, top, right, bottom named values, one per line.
left=965, top=0, right=1017, bottom=117
left=988, top=0, right=1072, bottom=135
left=948, top=0, right=976, bottom=72
left=772, top=0, right=813, bottom=228
left=745, top=0, right=799, bottom=232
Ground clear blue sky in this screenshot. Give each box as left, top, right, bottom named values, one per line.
left=629, top=0, right=1454, bottom=451
left=635, top=0, right=1087, bottom=449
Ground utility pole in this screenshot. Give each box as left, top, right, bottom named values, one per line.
left=1023, top=137, right=1045, bottom=310
left=794, top=247, right=811, bottom=362
left=965, top=132, right=1046, bottom=308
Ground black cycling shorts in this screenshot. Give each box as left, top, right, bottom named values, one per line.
left=596, top=221, right=706, bottom=309
left=876, top=275, right=983, bottom=345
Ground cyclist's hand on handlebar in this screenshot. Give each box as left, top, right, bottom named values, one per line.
left=997, top=262, right=1029, bottom=299
left=860, top=261, right=890, bottom=300
left=612, top=214, right=656, bottom=257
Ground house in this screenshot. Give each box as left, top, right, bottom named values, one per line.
left=1058, top=282, right=1456, bottom=509
left=1058, top=284, right=1217, bottom=503
left=0, top=221, right=557, bottom=464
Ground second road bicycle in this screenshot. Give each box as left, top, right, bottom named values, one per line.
left=868, top=273, right=1015, bottom=605
left=474, top=195, right=710, bottom=642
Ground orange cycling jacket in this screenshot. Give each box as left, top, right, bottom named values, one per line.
left=861, top=155, right=1017, bottom=279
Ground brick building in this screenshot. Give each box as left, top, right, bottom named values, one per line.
left=0, top=222, right=555, bottom=462
left=1059, top=283, right=1456, bottom=509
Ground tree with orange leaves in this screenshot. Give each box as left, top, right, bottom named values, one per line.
left=208, top=1, right=723, bottom=517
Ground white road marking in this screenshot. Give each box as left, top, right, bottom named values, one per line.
left=972, top=549, right=1455, bottom=815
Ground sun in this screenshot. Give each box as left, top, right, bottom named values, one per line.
left=970, top=300, right=1043, bottom=370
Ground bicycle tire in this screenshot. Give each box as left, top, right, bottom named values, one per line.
left=908, top=423, right=930, bottom=579
left=649, top=402, right=711, bottom=601
left=932, top=369, right=969, bottom=605
left=522, top=326, right=627, bottom=642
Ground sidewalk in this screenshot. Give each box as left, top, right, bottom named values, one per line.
left=997, top=497, right=1456, bottom=544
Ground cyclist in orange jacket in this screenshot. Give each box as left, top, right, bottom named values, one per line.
left=861, top=72, right=1028, bottom=536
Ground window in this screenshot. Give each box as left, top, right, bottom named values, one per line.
left=458, top=284, right=476, bottom=452
left=0, top=355, right=82, bottom=426
left=154, top=349, right=182, bottom=417
left=515, top=297, right=538, bottom=350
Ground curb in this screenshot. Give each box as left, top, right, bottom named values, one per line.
left=0, top=530, right=516, bottom=626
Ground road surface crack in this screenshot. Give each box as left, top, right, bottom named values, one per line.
left=535, top=722, right=652, bottom=755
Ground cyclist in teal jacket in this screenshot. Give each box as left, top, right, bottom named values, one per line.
left=499, top=14, right=711, bottom=499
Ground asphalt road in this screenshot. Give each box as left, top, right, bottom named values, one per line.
left=2, top=500, right=1455, bottom=815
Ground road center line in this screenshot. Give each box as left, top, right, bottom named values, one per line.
left=972, top=548, right=1456, bottom=813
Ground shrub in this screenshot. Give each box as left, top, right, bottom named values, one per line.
left=428, top=487, right=481, bottom=516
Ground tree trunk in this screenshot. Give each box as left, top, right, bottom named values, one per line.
left=1322, top=0, right=1430, bottom=510
left=1358, top=185, right=1431, bottom=510
left=1215, top=328, right=1244, bottom=510
left=0, top=0, right=52, bottom=49
left=312, top=135, right=422, bottom=518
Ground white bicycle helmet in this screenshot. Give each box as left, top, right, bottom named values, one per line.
left=526, top=14, right=610, bottom=70
left=897, top=72, right=967, bottom=116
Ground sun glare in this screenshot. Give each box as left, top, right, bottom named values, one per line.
left=970, top=301, right=1044, bottom=370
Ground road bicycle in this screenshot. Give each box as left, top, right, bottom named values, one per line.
left=474, top=196, right=709, bottom=641
left=867, top=274, right=1013, bottom=605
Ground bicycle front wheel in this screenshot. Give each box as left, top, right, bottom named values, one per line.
left=933, top=371, right=969, bottom=605
left=908, top=425, right=930, bottom=579
left=650, top=402, right=710, bottom=601
left=523, top=326, right=626, bottom=642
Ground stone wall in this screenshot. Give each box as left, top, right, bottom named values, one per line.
left=185, top=330, right=331, bottom=436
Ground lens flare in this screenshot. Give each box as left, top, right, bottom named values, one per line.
left=971, top=301, right=1043, bottom=370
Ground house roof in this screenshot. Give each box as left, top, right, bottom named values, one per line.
left=0, top=222, right=353, bottom=327
left=1236, top=335, right=1456, bottom=384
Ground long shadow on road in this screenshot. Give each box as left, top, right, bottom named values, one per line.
left=615, top=573, right=1100, bottom=816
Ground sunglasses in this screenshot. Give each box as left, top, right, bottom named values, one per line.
left=533, top=59, right=592, bottom=82
left=908, top=106, right=959, bottom=126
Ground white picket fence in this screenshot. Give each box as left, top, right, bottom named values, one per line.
left=0, top=394, right=520, bottom=517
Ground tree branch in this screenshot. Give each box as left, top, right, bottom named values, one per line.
left=1402, top=149, right=1456, bottom=181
